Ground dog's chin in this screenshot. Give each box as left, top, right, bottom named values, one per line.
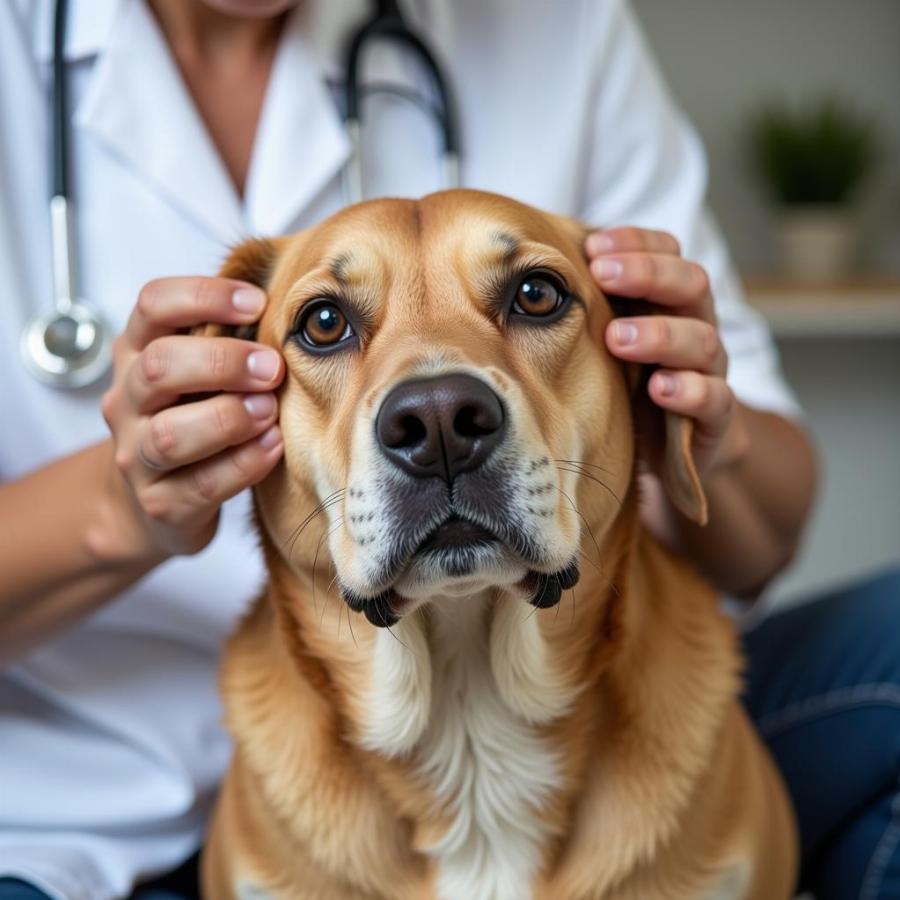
left=393, top=543, right=528, bottom=601
left=339, top=516, right=581, bottom=628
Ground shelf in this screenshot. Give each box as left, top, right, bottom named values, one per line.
left=744, top=280, right=900, bottom=339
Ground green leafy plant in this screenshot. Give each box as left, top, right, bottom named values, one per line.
left=748, top=97, right=881, bottom=205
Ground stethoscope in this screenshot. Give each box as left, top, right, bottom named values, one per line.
left=20, top=0, right=113, bottom=389
left=24, top=0, right=460, bottom=390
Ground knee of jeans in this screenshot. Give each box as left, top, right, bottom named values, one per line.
left=822, top=567, right=900, bottom=681
left=746, top=566, right=900, bottom=699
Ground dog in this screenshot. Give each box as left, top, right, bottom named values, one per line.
left=198, top=189, right=797, bottom=899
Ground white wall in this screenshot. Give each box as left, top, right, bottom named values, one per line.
left=631, top=1, right=900, bottom=604
left=632, top=0, right=900, bottom=276
left=774, top=339, right=900, bottom=603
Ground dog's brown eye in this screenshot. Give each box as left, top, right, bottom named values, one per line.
left=300, top=302, right=353, bottom=348
left=512, top=276, right=565, bottom=317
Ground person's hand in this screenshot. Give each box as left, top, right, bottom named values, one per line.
left=584, top=227, right=749, bottom=479
left=101, top=277, right=285, bottom=561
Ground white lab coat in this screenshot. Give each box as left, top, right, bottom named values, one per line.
left=0, top=1, right=799, bottom=897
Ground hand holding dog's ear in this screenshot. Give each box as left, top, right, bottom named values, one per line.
left=584, top=226, right=751, bottom=526
left=99, top=242, right=285, bottom=562
left=189, top=237, right=283, bottom=342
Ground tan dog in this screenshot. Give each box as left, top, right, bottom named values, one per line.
left=199, top=190, right=797, bottom=900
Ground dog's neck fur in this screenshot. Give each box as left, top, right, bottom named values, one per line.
left=224, top=489, right=739, bottom=898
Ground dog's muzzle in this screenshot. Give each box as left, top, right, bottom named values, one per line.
left=340, top=372, right=580, bottom=627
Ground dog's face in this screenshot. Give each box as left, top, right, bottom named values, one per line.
left=214, top=190, right=703, bottom=627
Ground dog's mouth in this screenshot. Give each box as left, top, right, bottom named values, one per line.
left=416, top=514, right=499, bottom=555
left=341, top=513, right=579, bottom=628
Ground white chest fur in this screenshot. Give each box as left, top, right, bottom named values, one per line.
left=362, top=594, right=572, bottom=900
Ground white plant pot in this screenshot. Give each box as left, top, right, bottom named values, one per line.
left=776, top=207, right=858, bottom=281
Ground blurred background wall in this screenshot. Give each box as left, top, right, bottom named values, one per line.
left=632, top=0, right=900, bottom=605
left=632, top=0, right=900, bottom=276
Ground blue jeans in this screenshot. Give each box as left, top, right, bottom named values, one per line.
left=2, top=566, right=899, bottom=900
left=743, top=565, right=900, bottom=899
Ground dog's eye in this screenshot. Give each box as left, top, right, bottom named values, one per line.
left=298, top=301, right=355, bottom=349
left=511, top=274, right=567, bottom=318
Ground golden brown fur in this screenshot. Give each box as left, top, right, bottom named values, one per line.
left=200, top=190, right=797, bottom=899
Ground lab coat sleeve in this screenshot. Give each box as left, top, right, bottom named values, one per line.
left=577, top=0, right=801, bottom=419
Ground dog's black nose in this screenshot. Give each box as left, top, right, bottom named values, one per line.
left=376, top=374, right=506, bottom=481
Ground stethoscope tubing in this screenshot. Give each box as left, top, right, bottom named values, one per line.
left=49, top=0, right=77, bottom=314
left=341, top=0, right=460, bottom=204
left=25, top=0, right=460, bottom=387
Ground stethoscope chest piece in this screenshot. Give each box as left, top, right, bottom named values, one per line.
left=21, top=299, right=111, bottom=389
left=21, top=187, right=113, bottom=389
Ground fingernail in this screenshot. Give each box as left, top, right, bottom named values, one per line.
left=587, top=232, right=616, bottom=254
left=258, top=424, right=281, bottom=450
left=247, top=349, right=280, bottom=381
left=243, top=393, right=276, bottom=418
left=594, top=258, right=624, bottom=281
left=658, top=373, right=678, bottom=397
left=614, top=321, right=639, bottom=345
left=232, top=286, right=266, bottom=315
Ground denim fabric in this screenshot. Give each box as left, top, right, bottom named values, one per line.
left=0, top=881, right=48, bottom=900
left=744, top=566, right=900, bottom=899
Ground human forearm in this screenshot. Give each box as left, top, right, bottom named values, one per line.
left=641, top=406, right=817, bottom=596
left=0, top=276, right=283, bottom=665
left=0, top=440, right=164, bottom=665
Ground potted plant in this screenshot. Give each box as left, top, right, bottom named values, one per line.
left=748, top=96, right=881, bottom=281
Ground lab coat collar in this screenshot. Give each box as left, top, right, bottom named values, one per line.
left=47, top=0, right=432, bottom=245
left=242, top=6, right=352, bottom=236
left=74, top=0, right=246, bottom=247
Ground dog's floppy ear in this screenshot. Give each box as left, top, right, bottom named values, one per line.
left=608, top=296, right=708, bottom=526
left=191, top=237, right=284, bottom=340
left=661, top=407, right=708, bottom=525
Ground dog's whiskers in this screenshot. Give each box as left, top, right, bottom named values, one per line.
left=557, top=486, right=604, bottom=570
left=384, top=620, right=411, bottom=652
left=572, top=546, right=605, bottom=579
left=284, top=489, right=347, bottom=561
left=554, top=458, right=616, bottom=476
left=318, top=585, right=335, bottom=632
left=557, top=487, right=622, bottom=603
left=326, top=570, right=340, bottom=595
left=312, top=516, right=344, bottom=628
left=554, top=462, right=622, bottom=508
left=312, top=517, right=344, bottom=619
left=345, top=603, right=358, bottom=648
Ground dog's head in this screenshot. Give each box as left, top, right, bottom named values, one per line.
left=206, top=190, right=705, bottom=627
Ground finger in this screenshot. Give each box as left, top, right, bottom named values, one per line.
left=136, top=426, right=283, bottom=528
left=606, top=316, right=726, bottom=375
left=590, top=252, right=713, bottom=318
left=127, top=336, right=284, bottom=413
left=584, top=227, right=680, bottom=258
left=137, top=392, right=279, bottom=474
left=648, top=370, right=735, bottom=435
left=126, top=277, right=266, bottom=350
